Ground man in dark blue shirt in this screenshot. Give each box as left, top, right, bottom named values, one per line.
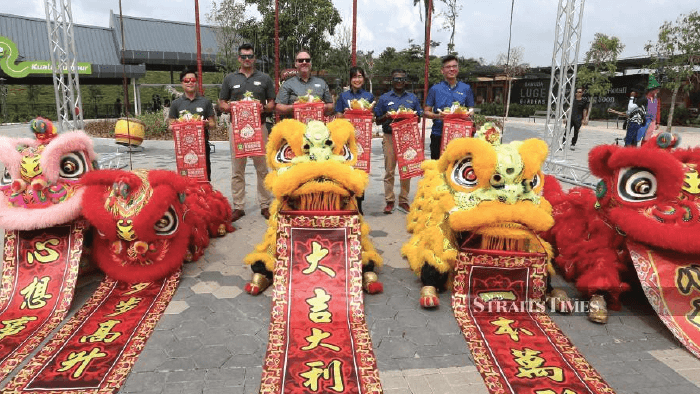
left=424, top=55, right=475, bottom=159
left=374, top=69, right=423, bottom=215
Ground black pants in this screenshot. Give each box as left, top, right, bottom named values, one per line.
left=430, top=134, right=441, bottom=160
left=562, top=120, right=581, bottom=147
left=205, top=129, right=211, bottom=181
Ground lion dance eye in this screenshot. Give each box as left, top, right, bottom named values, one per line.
left=522, top=173, right=541, bottom=192
left=154, top=206, right=178, bottom=235
left=59, top=152, right=88, bottom=179
left=451, top=158, right=478, bottom=188
left=617, top=167, right=657, bottom=202
left=342, top=145, right=354, bottom=161
left=275, top=143, right=295, bottom=164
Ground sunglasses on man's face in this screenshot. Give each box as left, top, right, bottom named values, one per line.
left=182, top=78, right=197, bottom=83
left=392, top=77, right=407, bottom=82
left=296, top=58, right=312, bottom=63
left=239, top=54, right=255, bottom=59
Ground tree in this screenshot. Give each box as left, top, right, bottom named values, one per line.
left=576, top=33, right=624, bottom=122
left=242, top=0, right=341, bottom=70
left=325, top=22, right=352, bottom=87
left=645, top=10, right=700, bottom=131
left=206, top=0, right=250, bottom=73
left=438, top=0, right=461, bottom=54
left=495, top=46, right=528, bottom=121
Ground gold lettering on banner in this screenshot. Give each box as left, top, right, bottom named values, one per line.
left=300, top=359, right=344, bottom=392
left=535, top=389, right=579, bottom=394
left=306, top=288, right=332, bottom=323
left=688, top=298, right=700, bottom=329
left=677, top=265, right=700, bottom=295
left=512, top=348, right=564, bottom=382
left=20, top=276, right=52, bottom=309
left=302, top=327, right=341, bottom=352
left=0, top=316, right=39, bottom=340
left=80, top=319, right=122, bottom=343
left=491, top=316, right=534, bottom=342
left=106, top=297, right=142, bottom=317
left=26, top=238, right=61, bottom=264
left=302, top=241, right=335, bottom=277
left=124, top=283, right=150, bottom=295
left=57, top=348, right=108, bottom=378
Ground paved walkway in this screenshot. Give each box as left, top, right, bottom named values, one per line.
left=2, top=119, right=700, bottom=394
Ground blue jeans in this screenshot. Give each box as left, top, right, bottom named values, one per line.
left=625, top=123, right=641, bottom=146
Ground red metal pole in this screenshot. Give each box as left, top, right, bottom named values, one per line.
left=194, top=0, right=204, bottom=95
left=274, top=0, right=280, bottom=91
left=422, top=0, right=433, bottom=143
left=351, top=0, right=357, bottom=66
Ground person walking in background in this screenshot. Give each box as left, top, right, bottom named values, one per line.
left=374, top=69, right=423, bottom=215
left=563, top=87, right=588, bottom=151
left=624, top=96, right=647, bottom=147
left=423, top=55, right=474, bottom=160
left=218, top=43, right=275, bottom=222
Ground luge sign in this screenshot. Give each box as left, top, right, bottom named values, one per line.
left=0, top=36, right=92, bottom=78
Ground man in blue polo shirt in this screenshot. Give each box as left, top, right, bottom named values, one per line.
left=424, top=55, right=474, bottom=159
left=374, top=69, right=423, bottom=215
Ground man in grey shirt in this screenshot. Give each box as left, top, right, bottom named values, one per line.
left=218, top=43, right=275, bottom=222
left=275, top=50, right=333, bottom=117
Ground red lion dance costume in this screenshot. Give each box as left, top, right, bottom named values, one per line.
left=545, top=132, right=700, bottom=358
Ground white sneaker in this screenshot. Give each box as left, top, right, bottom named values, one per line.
left=570, top=145, right=575, bottom=151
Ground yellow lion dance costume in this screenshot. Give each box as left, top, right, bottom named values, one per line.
left=243, top=119, right=383, bottom=295
left=403, top=124, right=559, bottom=308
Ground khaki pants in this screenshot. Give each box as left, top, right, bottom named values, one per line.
left=230, top=124, right=273, bottom=210
left=382, top=133, right=410, bottom=204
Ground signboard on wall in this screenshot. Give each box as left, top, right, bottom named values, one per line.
left=0, top=36, right=92, bottom=78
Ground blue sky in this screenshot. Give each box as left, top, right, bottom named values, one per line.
left=5, top=0, right=699, bottom=67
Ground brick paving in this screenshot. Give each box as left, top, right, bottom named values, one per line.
left=2, top=119, right=700, bottom=393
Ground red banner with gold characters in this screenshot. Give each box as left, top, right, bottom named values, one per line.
left=452, top=248, right=614, bottom=394
left=628, top=240, right=700, bottom=359
left=0, top=220, right=86, bottom=382
left=344, top=110, right=373, bottom=173
left=294, top=102, right=325, bottom=124
left=172, top=120, right=208, bottom=181
left=230, top=100, right=265, bottom=158
left=3, top=272, right=180, bottom=393
left=390, top=116, right=424, bottom=180
left=260, top=212, right=382, bottom=394
left=441, top=115, right=474, bottom=154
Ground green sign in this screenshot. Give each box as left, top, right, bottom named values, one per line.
left=0, top=36, right=92, bottom=78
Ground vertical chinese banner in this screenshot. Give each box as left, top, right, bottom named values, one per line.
left=230, top=100, right=265, bottom=158
left=293, top=102, right=325, bottom=124
left=172, top=120, right=208, bottom=181
left=451, top=249, right=614, bottom=394
left=0, top=221, right=86, bottom=381
left=344, top=110, right=373, bottom=173
left=390, top=115, right=424, bottom=180
left=440, top=115, right=474, bottom=154
left=260, top=212, right=382, bottom=394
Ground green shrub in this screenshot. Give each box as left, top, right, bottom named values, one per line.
left=134, top=111, right=170, bottom=139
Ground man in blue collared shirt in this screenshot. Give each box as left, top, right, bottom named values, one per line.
left=424, top=55, right=475, bottom=159
left=374, top=69, right=423, bottom=215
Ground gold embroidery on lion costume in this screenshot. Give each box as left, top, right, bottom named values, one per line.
left=243, top=119, right=383, bottom=295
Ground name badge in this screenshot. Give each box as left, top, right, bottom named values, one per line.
left=233, top=84, right=241, bottom=89
left=196, top=107, right=204, bottom=112
left=388, top=101, right=395, bottom=106
left=314, top=84, right=321, bottom=87
left=254, top=81, right=261, bottom=86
